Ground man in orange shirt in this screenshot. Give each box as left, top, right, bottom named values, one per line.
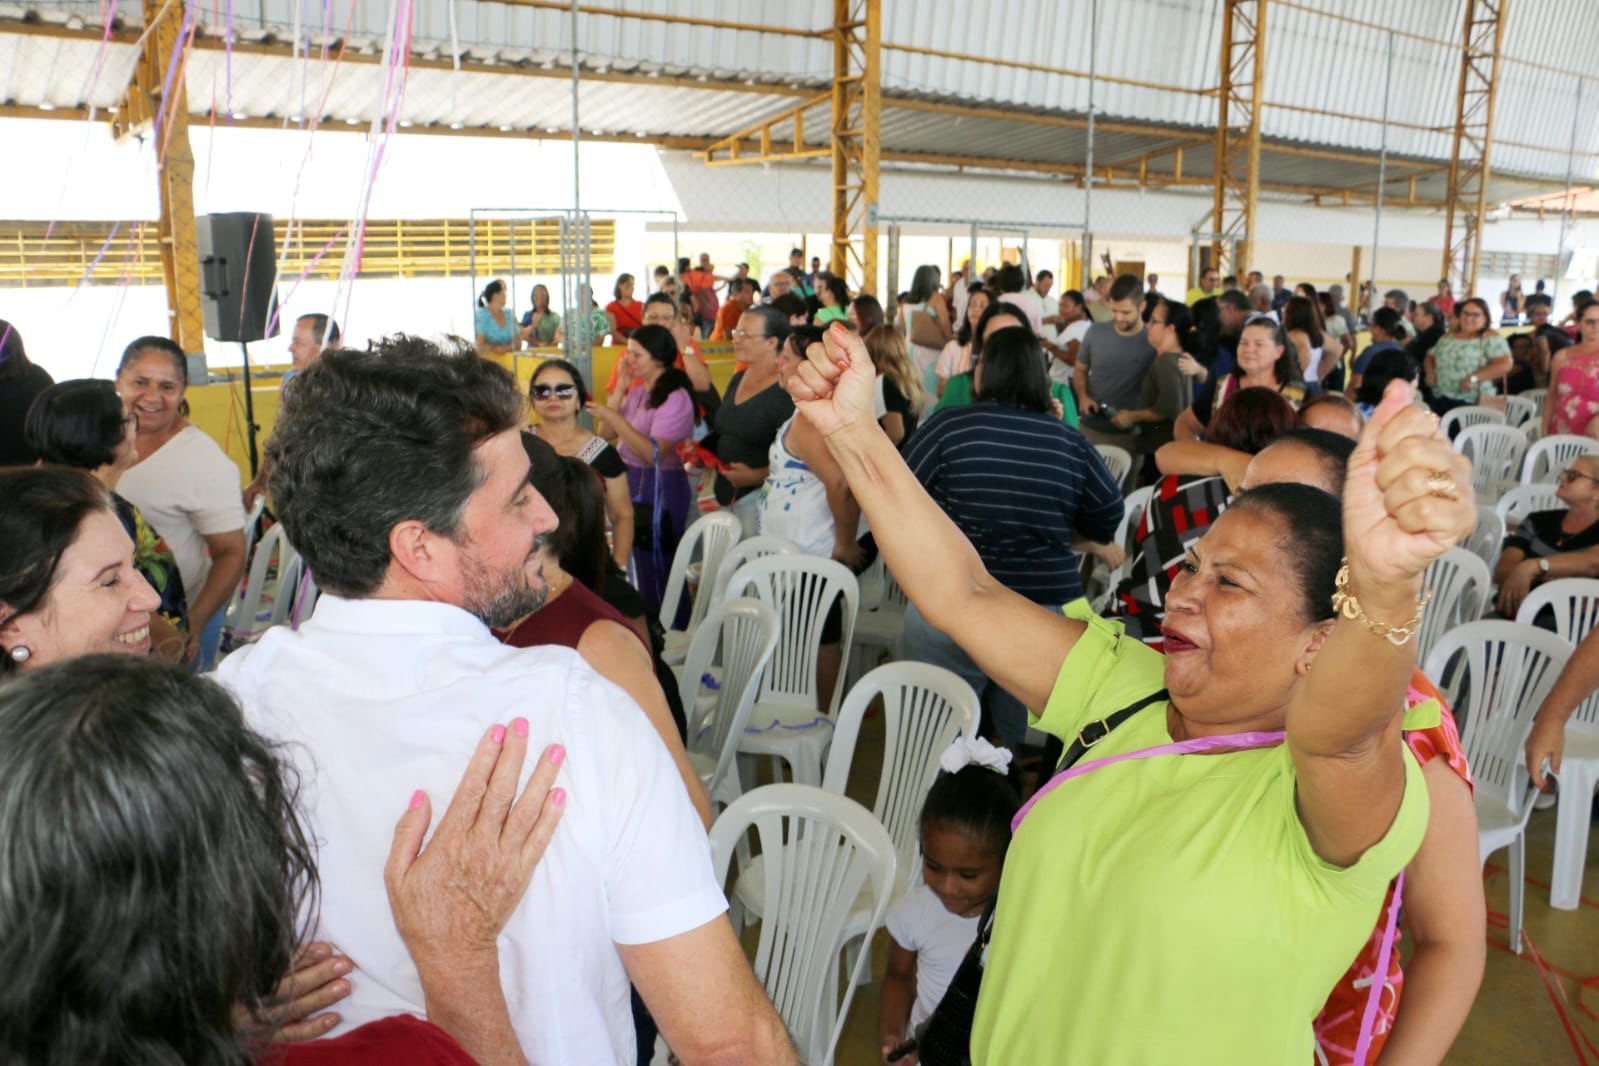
left=682, top=254, right=729, bottom=338
left=710, top=278, right=757, bottom=341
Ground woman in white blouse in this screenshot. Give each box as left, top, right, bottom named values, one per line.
left=115, top=336, right=246, bottom=668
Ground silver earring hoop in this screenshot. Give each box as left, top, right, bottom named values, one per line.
left=8, top=646, right=30, bottom=664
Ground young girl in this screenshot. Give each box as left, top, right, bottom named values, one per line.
left=878, top=738, right=1020, bottom=1065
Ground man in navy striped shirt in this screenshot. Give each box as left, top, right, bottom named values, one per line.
left=900, top=328, right=1124, bottom=746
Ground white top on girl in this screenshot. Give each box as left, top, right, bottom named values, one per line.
left=886, top=883, right=981, bottom=1034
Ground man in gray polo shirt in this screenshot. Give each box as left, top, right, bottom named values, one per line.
left=1074, top=274, right=1156, bottom=453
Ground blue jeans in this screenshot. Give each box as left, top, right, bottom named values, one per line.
left=901, top=602, right=1030, bottom=750
left=195, top=608, right=225, bottom=672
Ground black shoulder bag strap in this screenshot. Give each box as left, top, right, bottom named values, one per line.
left=1054, top=688, right=1170, bottom=774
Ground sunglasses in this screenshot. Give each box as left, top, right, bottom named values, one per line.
left=532, top=383, right=577, bottom=400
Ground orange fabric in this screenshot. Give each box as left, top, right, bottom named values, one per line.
left=682, top=269, right=717, bottom=293
left=710, top=301, right=744, bottom=341
left=606, top=299, right=643, bottom=339
left=1311, top=669, right=1473, bottom=1064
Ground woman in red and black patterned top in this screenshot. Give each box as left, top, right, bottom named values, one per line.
left=1111, top=386, right=1298, bottom=645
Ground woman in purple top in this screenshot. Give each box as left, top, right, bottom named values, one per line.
left=588, top=323, right=697, bottom=615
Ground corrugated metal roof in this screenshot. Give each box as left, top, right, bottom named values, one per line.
left=5, top=0, right=1596, bottom=189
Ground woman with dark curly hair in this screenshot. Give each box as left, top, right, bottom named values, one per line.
left=0, top=654, right=565, bottom=1064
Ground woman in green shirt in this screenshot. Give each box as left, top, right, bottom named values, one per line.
left=815, top=274, right=850, bottom=325
left=1424, top=297, right=1512, bottom=416
left=784, top=323, right=1476, bottom=1063
left=520, top=284, right=561, bottom=346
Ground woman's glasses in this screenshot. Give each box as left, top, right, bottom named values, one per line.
left=1559, top=468, right=1599, bottom=486
left=532, top=383, right=577, bottom=400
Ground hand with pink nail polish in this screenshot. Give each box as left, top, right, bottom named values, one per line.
left=383, top=722, right=566, bottom=1064
left=239, top=940, right=355, bottom=1042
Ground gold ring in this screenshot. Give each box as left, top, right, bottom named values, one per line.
left=1424, top=469, right=1458, bottom=500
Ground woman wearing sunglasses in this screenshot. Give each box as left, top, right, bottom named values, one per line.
left=1495, top=455, right=1599, bottom=617
left=526, top=360, right=633, bottom=572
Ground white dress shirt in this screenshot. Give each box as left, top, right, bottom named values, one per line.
left=217, top=595, right=726, bottom=1064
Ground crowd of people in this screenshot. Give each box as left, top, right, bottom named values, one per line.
left=1, top=249, right=1598, bottom=1065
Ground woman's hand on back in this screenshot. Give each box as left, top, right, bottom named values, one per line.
left=1342, top=380, right=1475, bottom=591
left=788, top=322, right=882, bottom=440
left=385, top=721, right=567, bottom=969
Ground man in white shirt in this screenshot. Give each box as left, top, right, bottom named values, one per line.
left=217, top=337, right=794, bottom=1066
left=994, top=262, right=1044, bottom=335
left=1034, top=269, right=1061, bottom=346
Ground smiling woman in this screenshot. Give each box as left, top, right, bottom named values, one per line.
left=783, top=323, right=1477, bottom=1062
left=0, top=467, right=159, bottom=672
left=114, top=337, right=245, bottom=668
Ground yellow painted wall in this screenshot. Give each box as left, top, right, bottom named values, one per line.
left=189, top=342, right=741, bottom=486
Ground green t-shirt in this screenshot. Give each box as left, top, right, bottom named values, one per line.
left=971, top=602, right=1429, bottom=1064
left=815, top=305, right=849, bottom=325
left=934, top=373, right=1079, bottom=428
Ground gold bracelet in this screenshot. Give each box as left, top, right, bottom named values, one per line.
left=1330, top=559, right=1432, bottom=646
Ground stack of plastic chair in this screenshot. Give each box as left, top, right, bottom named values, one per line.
left=709, top=784, right=896, bottom=1066
left=729, top=555, right=860, bottom=787
left=658, top=511, right=742, bottom=667
left=1516, top=580, right=1599, bottom=911
left=1424, top=620, right=1571, bottom=952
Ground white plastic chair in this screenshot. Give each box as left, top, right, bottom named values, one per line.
left=239, top=495, right=267, bottom=568
left=1454, top=424, right=1527, bottom=504
left=1514, top=579, right=1599, bottom=910
left=1522, top=434, right=1599, bottom=486
left=1522, top=421, right=1544, bottom=447
left=224, top=522, right=299, bottom=645
left=680, top=598, right=780, bottom=814
left=658, top=511, right=742, bottom=666
left=1441, top=404, right=1506, bottom=438
left=1516, top=579, right=1599, bottom=643
left=1495, top=484, right=1563, bottom=528
left=851, top=556, right=910, bottom=678
left=1418, top=548, right=1492, bottom=669
left=1522, top=387, right=1549, bottom=423
left=732, top=663, right=980, bottom=985
left=1462, top=506, right=1505, bottom=574
left=1424, top=621, right=1573, bottom=952
left=1503, top=394, right=1538, bottom=430
left=710, top=784, right=896, bottom=1066
left=728, top=555, right=860, bottom=786
left=707, top=535, right=802, bottom=608
left=1087, top=483, right=1154, bottom=613
left=1094, top=443, right=1133, bottom=488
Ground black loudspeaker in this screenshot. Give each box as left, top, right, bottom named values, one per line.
left=197, top=212, right=280, bottom=343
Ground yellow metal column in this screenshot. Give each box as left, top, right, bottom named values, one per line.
left=112, top=0, right=203, bottom=351
left=830, top=0, right=880, bottom=296
left=1212, top=0, right=1266, bottom=277
left=1441, top=0, right=1507, bottom=298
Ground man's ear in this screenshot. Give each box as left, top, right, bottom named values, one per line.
left=387, top=520, right=444, bottom=585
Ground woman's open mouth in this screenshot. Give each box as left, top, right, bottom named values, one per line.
left=1161, top=627, right=1200, bottom=653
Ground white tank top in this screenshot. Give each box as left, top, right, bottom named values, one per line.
left=757, top=415, right=836, bottom=557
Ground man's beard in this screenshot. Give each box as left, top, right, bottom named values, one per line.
left=461, top=534, right=550, bottom=629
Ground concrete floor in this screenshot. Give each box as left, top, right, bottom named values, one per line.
left=749, top=706, right=1599, bottom=1064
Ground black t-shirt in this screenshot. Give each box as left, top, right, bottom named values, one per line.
left=0, top=363, right=54, bottom=466
left=1504, top=509, right=1599, bottom=559
left=882, top=375, right=919, bottom=446
left=710, top=371, right=794, bottom=504
left=587, top=442, right=626, bottom=480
